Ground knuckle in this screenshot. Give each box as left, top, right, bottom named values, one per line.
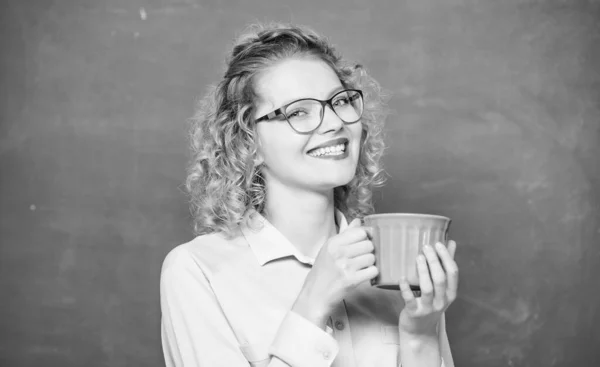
left=338, top=246, right=350, bottom=258
left=328, top=244, right=343, bottom=259
left=348, top=228, right=362, bottom=238
left=342, top=276, right=355, bottom=288
left=421, top=284, right=434, bottom=294
left=433, top=274, right=446, bottom=286
left=447, top=266, right=459, bottom=277
left=335, top=258, right=347, bottom=270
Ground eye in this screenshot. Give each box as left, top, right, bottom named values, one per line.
left=287, top=109, right=308, bottom=119
left=333, top=96, right=350, bottom=107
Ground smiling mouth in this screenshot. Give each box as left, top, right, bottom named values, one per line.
left=307, top=143, right=347, bottom=157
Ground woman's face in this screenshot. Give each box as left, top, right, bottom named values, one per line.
left=253, top=57, right=362, bottom=193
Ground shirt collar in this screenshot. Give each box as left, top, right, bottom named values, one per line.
left=240, top=209, right=349, bottom=267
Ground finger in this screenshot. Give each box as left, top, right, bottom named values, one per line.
left=423, top=243, right=444, bottom=274
left=348, top=252, right=375, bottom=271
left=424, top=243, right=447, bottom=308
left=335, top=226, right=370, bottom=245
left=417, top=254, right=434, bottom=305
left=447, top=239, right=457, bottom=260
left=399, top=277, right=418, bottom=311
left=435, top=241, right=456, bottom=273
left=344, top=240, right=374, bottom=258
left=434, top=241, right=452, bottom=271
left=436, top=242, right=459, bottom=302
left=423, top=245, right=446, bottom=309
left=353, top=265, right=378, bottom=284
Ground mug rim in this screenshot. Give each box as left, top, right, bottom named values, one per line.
left=363, top=213, right=451, bottom=221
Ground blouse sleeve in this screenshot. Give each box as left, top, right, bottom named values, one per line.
left=160, top=246, right=339, bottom=367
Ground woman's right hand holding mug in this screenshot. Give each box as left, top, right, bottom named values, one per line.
left=292, top=218, right=379, bottom=329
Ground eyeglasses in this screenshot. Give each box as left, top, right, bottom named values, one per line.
left=255, top=89, right=364, bottom=134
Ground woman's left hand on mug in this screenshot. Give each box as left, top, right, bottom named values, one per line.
left=398, top=240, right=459, bottom=336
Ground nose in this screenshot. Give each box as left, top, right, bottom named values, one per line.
left=317, top=105, right=344, bottom=134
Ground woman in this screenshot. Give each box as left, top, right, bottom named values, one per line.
left=160, top=22, right=459, bottom=367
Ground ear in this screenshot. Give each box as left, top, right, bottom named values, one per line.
left=253, top=146, right=265, bottom=166
left=254, top=137, right=265, bottom=166
left=255, top=154, right=264, bottom=166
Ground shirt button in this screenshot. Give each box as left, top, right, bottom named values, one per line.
left=335, top=320, right=345, bottom=330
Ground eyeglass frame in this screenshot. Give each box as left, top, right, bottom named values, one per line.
left=254, top=89, right=364, bottom=134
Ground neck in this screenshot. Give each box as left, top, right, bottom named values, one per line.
left=263, top=182, right=338, bottom=259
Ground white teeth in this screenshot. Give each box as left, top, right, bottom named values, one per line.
left=308, top=143, right=346, bottom=157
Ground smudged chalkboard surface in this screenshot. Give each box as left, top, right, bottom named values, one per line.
left=0, top=0, right=598, bottom=366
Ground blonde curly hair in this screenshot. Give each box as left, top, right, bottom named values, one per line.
left=186, top=22, right=388, bottom=238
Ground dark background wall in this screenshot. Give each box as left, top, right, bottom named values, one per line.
left=1, top=0, right=599, bottom=366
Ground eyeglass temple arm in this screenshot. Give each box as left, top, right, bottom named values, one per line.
left=255, top=108, right=284, bottom=123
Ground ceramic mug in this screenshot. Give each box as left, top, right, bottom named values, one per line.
left=363, top=213, right=451, bottom=290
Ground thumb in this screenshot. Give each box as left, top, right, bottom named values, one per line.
left=348, top=218, right=362, bottom=228
left=340, top=217, right=362, bottom=234
left=340, top=218, right=362, bottom=234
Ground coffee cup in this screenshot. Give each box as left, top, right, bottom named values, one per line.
left=363, top=213, right=451, bottom=290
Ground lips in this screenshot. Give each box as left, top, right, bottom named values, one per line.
left=306, top=137, right=349, bottom=155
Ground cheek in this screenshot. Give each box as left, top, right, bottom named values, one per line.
left=261, top=142, right=289, bottom=165
left=257, top=129, right=307, bottom=166
left=351, top=124, right=365, bottom=149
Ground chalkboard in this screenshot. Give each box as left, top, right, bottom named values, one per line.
left=1, top=0, right=599, bottom=366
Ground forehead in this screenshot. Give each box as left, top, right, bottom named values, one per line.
left=253, top=58, right=343, bottom=112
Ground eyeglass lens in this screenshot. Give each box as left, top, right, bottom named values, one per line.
left=284, top=90, right=363, bottom=133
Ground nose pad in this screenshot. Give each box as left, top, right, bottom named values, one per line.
left=318, top=105, right=344, bottom=133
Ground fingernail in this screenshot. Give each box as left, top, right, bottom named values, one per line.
left=424, top=244, right=433, bottom=251
left=435, top=242, right=444, bottom=249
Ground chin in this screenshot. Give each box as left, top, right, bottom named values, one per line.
left=319, top=173, right=356, bottom=190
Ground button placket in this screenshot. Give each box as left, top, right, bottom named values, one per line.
left=327, top=300, right=356, bottom=367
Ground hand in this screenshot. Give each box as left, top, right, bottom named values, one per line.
left=292, top=218, right=379, bottom=328
left=398, top=240, right=459, bottom=336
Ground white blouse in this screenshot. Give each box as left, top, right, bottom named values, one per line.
left=160, top=210, right=453, bottom=367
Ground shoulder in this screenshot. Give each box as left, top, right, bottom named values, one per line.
left=161, top=230, right=249, bottom=281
